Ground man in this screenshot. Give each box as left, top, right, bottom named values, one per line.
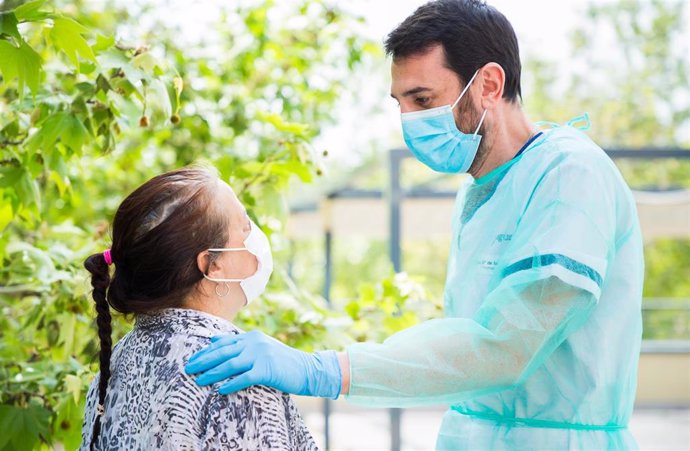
left=186, top=1, right=644, bottom=449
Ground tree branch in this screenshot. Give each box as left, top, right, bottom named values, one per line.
left=0, top=139, right=24, bottom=148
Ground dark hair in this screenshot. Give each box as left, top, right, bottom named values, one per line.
left=83, top=166, right=230, bottom=449
left=385, top=0, right=522, bottom=103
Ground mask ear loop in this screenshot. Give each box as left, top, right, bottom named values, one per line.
left=473, top=109, right=488, bottom=136
left=452, top=70, right=481, bottom=110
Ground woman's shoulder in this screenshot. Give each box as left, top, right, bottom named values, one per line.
left=107, top=308, right=239, bottom=378
left=87, top=308, right=318, bottom=449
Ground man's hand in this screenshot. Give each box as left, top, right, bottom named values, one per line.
left=184, top=330, right=342, bottom=398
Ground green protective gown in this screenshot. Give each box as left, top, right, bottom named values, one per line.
left=345, top=126, right=644, bottom=450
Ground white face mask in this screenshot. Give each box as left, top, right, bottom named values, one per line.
left=203, top=220, right=273, bottom=304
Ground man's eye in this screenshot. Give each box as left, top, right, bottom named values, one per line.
left=415, top=97, right=430, bottom=106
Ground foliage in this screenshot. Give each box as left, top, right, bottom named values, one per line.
left=0, top=0, right=376, bottom=448
left=524, top=0, right=689, bottom=148
left=640, top=238, right=690, bottom=339
left=344, top=271, right=440, bottom=343
left=523, top=0, right=690, bottom=188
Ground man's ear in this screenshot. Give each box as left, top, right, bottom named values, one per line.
left=477, top=62, right=505, bottom=109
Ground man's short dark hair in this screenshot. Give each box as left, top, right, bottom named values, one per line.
left=385, top=0, right=522, bottom=103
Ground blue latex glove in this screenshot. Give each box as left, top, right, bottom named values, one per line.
left=184, top=330, right=342, bottom=398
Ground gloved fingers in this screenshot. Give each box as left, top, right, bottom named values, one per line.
left=194, top=355, right=253, bottom=386
left=211, top=334, right=244, bottom=343
left=187, top=334, right=241, bottom=365
left=218, top=369, right=259, bottom=395
left=185, top=341, right=244, bottom=375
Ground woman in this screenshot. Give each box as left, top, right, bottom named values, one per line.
left=79, top=167, right=317, bottom=450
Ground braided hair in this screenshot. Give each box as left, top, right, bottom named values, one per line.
left=83, top=253, right=112, bottom=450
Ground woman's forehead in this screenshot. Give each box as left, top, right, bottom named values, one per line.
left=217, top=181, right=247, bottom=219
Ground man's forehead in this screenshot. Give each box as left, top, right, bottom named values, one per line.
left=392, top=45, right=446, bottom=72
left=390, top=47, right=459, bottom=97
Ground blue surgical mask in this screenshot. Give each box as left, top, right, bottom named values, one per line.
left=401, top=70, right=487, bottom=173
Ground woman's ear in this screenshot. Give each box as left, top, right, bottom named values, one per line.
left=202, top=251, right=227, bottom=278
left=197, top=250, right=213, bottom=276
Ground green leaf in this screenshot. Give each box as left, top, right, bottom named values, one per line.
left=271, top=160, right=313, bottom=183
left=0, top=12, right=20, bottom=41
left=95, top=73, right=112, bottom=93
left=132, top=51, right=161, bottom=73
left=50, top=17, right=96, bottom=72
left=146, top=78, right=172, bottom=124
left=93, top=33, right=115, bottom=53
left=56, top=312, right=76, bottom=357
left=74, top=81, right=96, bottom=97
left=6, top=241, right=55, bottom=283
left=17, top=167, right=41, bottom=211
left=12, top=0, right=49, bottom=22
left=166, top=76, right=183, bottom=114
left=1, top=119, right=20, bottom=138
left=80, top=61, right=97, bottom=74
left=0, top=39, right=43, bottom=97
left=344, top=301, right=360, bottom=319
left=0, top=200, right=13, bottom=232
left=0, top=406, right=16, bottom=449
left=47, top=148, right=71, bottom=195
left=112, top=76, right=143, bottom=101
left=27, top=112, right=88, bottom=154
left=52, top=396, right=84, bottom=450
left=98, top=48, right=147, bottom=82
left=63, top=374, right=82, bottom=404
left=62, top=119, right=89, bottom=154
left=0, top=404, right=50, bottom=451
left=256, top=111, right=310, bottom=136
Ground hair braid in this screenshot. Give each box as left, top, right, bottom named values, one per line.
left=84, top=252, right=112, bottom=450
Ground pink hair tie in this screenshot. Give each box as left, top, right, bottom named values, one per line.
left=103, top=249, right=113, bottom=266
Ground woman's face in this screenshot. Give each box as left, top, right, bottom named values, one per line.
left=211, top=181, right=258, bottom=281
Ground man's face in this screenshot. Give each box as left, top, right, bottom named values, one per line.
left=390, top=44, right=491, bottom=174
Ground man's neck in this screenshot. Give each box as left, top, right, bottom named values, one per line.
left=470, top=105, right=537, bottom=179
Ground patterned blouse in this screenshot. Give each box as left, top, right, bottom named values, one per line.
left=79, top=308, right=318, bottom=450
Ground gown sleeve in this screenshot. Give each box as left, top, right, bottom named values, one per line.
left=345, top=157, right=617, bottom=407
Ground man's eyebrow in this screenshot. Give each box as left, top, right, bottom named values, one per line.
left=390, top=86, right=433, bottom=100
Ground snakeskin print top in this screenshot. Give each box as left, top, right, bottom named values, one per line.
left=79, top=308, right=318, bottom=450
